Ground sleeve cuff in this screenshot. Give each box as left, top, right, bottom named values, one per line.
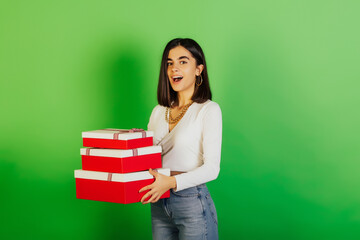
left=173, top=175, right=183, bottom=192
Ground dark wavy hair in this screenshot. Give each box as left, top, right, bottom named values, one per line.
left=157, top=38, right=212, bottom=107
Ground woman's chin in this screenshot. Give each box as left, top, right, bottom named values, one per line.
left=170, top=84, right=182, bottom=92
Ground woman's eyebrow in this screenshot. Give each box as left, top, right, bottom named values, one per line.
left=167, top=56, right=190, bottom=61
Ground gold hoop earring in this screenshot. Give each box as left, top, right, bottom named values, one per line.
left=196, top=75, right=203, bottom=86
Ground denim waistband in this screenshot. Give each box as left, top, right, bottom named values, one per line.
left=196, top=183, right=207, bottom=188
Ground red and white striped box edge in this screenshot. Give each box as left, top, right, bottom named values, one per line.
left=74, top=168, right=170, bottom=182
left=80, top=145, right=162, bottom=158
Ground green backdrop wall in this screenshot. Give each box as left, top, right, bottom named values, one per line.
left=1, top=0, right=359, bottom=239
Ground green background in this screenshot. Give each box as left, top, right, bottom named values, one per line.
left=1, top=0, right=359, bottom=239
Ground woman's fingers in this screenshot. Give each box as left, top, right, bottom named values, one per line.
left=151, top=195, right=161, bottom=203
left=139, top=183, right=153, bottom=193
left=144, top=192, right=159, bottom=204
left=141, top=187, right=163, bottom=204
left=149, top=168, right=158, bottom=177
left=140, top=188, right=168, bottom=204
left=140, top=190, right=153, bottom=203
left=139, top=170, right=170, bottom=204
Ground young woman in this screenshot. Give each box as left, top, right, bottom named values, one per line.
left=139, top=38, right=222, bottom=240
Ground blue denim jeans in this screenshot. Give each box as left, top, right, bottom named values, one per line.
left=150, top=184, right=218, bottom=240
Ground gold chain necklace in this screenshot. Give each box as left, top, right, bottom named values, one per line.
left=165, top=102, right=193, bottom=124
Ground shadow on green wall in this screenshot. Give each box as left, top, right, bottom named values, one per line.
left=101, top=40, right=153, bottom=130
left=93, top=40, right=153, bottom=239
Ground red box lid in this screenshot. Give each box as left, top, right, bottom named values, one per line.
left=82, top=128, right=153, bottom=140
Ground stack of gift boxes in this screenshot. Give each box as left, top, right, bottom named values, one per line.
left=74, top=128, right=170, bottom=204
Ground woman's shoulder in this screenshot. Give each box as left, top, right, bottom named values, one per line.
left=196, top=100, right=222, bottom=114
left=152, top=104, right=166, bottom=112
left=149, top=104, right=166, bottom=118
left=148, top=104, right=166, bottom=130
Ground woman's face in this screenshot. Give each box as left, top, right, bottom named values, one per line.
left=167, top=46, right=203, bottom=95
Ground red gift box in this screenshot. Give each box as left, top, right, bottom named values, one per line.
left=82, top=129, right=153, bottom=149
left=75, top=169, right=170, bottom=204
left=80, top=146, right=162, bottom=173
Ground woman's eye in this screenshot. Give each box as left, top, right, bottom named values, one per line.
left=167, top=61, right=186, bottom=66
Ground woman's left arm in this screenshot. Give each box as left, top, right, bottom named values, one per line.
left=173, top=102, right=222, bottom=192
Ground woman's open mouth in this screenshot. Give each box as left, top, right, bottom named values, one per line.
left=172, top=76, right=183, bottom=83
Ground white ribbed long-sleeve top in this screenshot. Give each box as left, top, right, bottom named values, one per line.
left=147, top=100, right=222, bottom=192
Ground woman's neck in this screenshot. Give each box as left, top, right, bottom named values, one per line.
left=176, top=86, right=194, bottom=108
left=177, top=94, right=193, bottom=108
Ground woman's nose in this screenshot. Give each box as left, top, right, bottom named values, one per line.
left=171, top=64, right=179, bottom=72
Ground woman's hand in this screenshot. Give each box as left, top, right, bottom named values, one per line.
left=139, top=168, right=177, bottom=204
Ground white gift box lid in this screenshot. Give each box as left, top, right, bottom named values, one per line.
left=80, top=145, right=162, bottom=158
left=82, top=129, right=154, bottom=140
left=74, top=168, right=170, bottom=182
